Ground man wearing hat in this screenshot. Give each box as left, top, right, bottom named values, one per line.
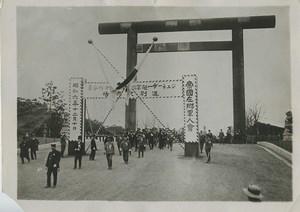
left=45, top=144, right=61, bottom=188
left=19, top=135, right=30, bottom=164
left=104, top=136, right=115, bottom=169
left=120, top=136, right=131, bottom=164
left=205, top=137, right=213, bottom=163
left=60, top=133, right=67, bottom=158
left=89, top=135, right=97, bottom=160
left=74, top=135, right=83, bottom=169
left=116, top=134, right=122, bottom=156
left=31, top=133, right=39, bottom=157
left=137, top=133, right=145, bottom=158
left=243, top=184, right=263, bottom=202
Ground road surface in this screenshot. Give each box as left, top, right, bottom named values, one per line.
left=18, top=141, right=292, bottom=201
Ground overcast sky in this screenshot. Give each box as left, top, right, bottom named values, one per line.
left=17, top=6, right=291, bottom=133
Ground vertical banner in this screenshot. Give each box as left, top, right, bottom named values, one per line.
left=182, top=74, right=199, bottom=143
left=69, top=77, right=84, bottom=141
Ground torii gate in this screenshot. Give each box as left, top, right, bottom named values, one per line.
left=98, top=15, right=276, bottom=139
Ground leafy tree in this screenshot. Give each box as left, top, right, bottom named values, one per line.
left=40, top=81, right=67, bottom=137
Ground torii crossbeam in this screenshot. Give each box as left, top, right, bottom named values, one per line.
left=98, top=15, right=276, bottom=142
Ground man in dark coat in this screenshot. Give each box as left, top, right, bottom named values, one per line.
left=19, top=135, right=30, bottom=164
left=199, top=130, right=205, bottom=153
left=74, top=136, right=83, bottom=169
left=104, top=136, right=115, bottom=169
left=120, top=136, right=131, bottom=164
left=148, top=130, right=154, bottom=150
left=137, top=134, right=145, bottom=158
left=207, top=130, right=213, bottom=140
left=158, top=129, right=164, bottom=150
left=116, top=134, right=122, bottom=155
left=31, top=133, right=39, bottom=158
left=89, top=135, right=97, bottom=160
left=60, top=133, right=67, bottom=158
left=205, top=137, right=213, bottom=163
left=45, top=144, right=61, bottom=188
left=219, top=129, right=225, bottom=145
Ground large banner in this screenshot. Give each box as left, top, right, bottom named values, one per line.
left=69, top=77, right=84, bottom=141
left=182, top=75, right=199, bottom=143
left=83, top=79, right=182, bottom=99
left=69, top=76, right=199, bottom=145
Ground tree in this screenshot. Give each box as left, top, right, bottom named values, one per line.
left=246, top=100, right=265, bottom=130
left=40, top=81, right=67, bottom=137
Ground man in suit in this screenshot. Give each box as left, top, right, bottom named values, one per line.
left=104, top=136, right=115, bottom=169
left=205, top=137, right=213, bottom=163
left=219, top=129, right=225, bottom=145
left=74, top=136, right=83, bottom=169
left=148, top=129, right=155, bottom=150
left=120, top=136, right=131, bottom=164
left=19, top=135, right=30, bottom=164
left=89, top=135, right=97, bottom=160
left=116, top=134, right=122, bottom=155
left=60, top=133, right=67, bottom=158
left=31, top=133, right=39, bottom=159
left=45, top=144, right=61, bottom=188
left=137, top=133, right=145, bottom=158
left=199, top=130, right=205, bottom=154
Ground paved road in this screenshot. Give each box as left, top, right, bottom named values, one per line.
left=18, top=141, right=292, bottom=201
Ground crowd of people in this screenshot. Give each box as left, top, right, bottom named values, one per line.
left=19, top=132, right=39, bottom=164
left=19, top=126, right=246, bottom=188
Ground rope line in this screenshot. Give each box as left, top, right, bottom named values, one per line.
left=94, top=89, right=125, bottom=134
left=86, top=106, right=94, bottom=135
left=91, top=43, right=125, bottom=80
left=90, top=40, right=170, bottom=135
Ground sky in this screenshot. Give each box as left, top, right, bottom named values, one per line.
left=17, top=6, right=291, bottom=134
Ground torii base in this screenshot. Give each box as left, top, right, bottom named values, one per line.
left=184, top=143, right=199, bottom=157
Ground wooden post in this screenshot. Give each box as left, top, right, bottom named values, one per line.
left=125, top=29, right=137, bottom=131
left=232, top=27, right=246, bottom=138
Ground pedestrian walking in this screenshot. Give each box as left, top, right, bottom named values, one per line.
left=89, top=135, right=97, bottom=160
left=169, top=134, right=174, bottom=151
left=31, top=133, right=39, bottom=157
left=147, top=130, right=154, bottom=150
left=137, top=134, right=145, bottom=158
left=219, top=129, right=225, bottom=144
left=45, top=144, right=61, bottom=188
left=19, top=135, right=30, bottom=164
left=226, top=127, right=232, bottom=144
left=60, top=133, right=67, bottom=158
left=27, top=133, right=36, bottom=160
left=120, top=136, right=131, bottom=164
left=74, top=136, right=83, bottom=169
left=116, top=134, right=122, bottom=155
left=199, top=130, right=205, bottom=153
left=205, top=137, right=213, bottom=163
left=207, top=130, right=213, bottom=140
left=158, top=129, right=164, bottom=150
left=104, top=136, right=115, bottom=169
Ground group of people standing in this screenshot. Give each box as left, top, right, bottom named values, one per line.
left=19, top=132, right=39, bottom=164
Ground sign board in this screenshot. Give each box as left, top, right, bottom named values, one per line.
left=69, top=77, right=84, bottom=141
left=68, top=75, right=199, bottom=146
left=83, top=79, right=182, bottom=99
left=182, top=75, right=199, bottom=143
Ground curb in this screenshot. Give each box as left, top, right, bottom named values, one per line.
left=257, top=141, right=292, bottom=163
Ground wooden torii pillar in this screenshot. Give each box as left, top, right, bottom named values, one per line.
left=98, top=16, right=275, bottom=137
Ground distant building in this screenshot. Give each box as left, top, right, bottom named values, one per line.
left=248, top=122, right=284, bottom=137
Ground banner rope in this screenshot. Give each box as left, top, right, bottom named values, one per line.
left=89, top=40, right=177, bottom=140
